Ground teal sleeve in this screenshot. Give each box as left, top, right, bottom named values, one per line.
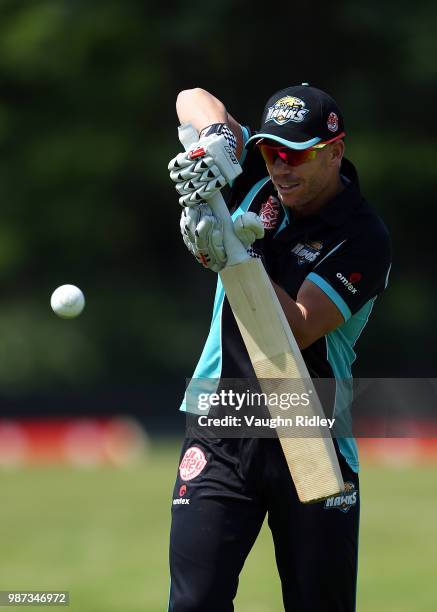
left=306, top=272, right=352, bottom=321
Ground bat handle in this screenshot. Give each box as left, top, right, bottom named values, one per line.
left=178, top=123, right=250, bottom=267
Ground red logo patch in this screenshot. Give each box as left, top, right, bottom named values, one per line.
left=189, top=147, right=206, bottom=160
left=259, top=196, right=280, bottom=230
left=179, top=446, right=207, bottom=481
left=327, top=112, right=339, bottom=132
left=349, top=272, right=362, bottom=284
left=179, top=484, right=187, bottom=496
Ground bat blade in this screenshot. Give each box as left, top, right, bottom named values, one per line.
left=220, top=258, right=344, bottom=503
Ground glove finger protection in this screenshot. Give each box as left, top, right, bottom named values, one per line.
left=233, top=212, right=265, bottom=248
left=169, top=130, right=242, bottom=206
left=195, top=215, right=227, bottom=271
left=168, top=151, right=195, bottom=173
left=180, top=203, right=227, bottom=272
left=178, top=175, right=227, bottom=206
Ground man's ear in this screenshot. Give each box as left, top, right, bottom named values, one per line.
left=329, top=140, right=345, bottom=167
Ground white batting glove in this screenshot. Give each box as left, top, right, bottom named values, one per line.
left=180, top=204, right=227, bottom=272
left=180, top=206, right=264, bottom=272
left=233, top=212, right=265, bottom=248
left=169, top=132, right=242, bottom=207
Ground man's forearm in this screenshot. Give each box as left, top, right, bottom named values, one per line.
left=271, top=277, right=344, bottom=351
left=271, top=281, right=310, bottom=349
left=176, top=88, right=228, bottom=133
left=175, top=88, right=243, bottom=158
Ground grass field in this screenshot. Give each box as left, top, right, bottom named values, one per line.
left=0, top=440, right=436, bottom=611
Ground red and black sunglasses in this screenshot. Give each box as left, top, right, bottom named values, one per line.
left=256, top=132, right=345, bottom=167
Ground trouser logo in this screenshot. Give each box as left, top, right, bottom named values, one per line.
left=173, top=498, right=190, bottom=505
left=179, top=446, right=207, bottom=481
left=324, top=482, right=358, bottom=513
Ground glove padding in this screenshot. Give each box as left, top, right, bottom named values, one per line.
left=180, top=204, right=227, bottom=272
left=169, top=133, right=242, bottom=207
left=233, top=211, right=265, bottom=249
left=180, top=205, right=264, bottom=272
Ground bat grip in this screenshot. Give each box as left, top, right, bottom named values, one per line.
left=178, top=123, right=249, bottom=267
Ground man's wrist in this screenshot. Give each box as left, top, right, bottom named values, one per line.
left=199, top=123, right=237, bottom=153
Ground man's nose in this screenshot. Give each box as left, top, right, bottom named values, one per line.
left=273, top=156, right=292, bottom=174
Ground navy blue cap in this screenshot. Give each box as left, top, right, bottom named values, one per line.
left=246, top=83, right=345, bottom=150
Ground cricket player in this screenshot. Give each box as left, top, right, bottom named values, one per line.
left=167, top=84, right=391, bottom=611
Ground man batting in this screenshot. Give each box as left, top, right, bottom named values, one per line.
left=167, top=83, right=391, bottom=611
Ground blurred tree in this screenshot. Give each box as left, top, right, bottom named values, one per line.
left=0, top=1, right=434, bottom=412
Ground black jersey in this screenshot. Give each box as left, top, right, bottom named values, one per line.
left=182, top=128, right=392, bottom=471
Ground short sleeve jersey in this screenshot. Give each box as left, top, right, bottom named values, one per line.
left=182, top=127, right=392, bottom=472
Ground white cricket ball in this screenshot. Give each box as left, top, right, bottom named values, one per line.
left=50, top=284, right=85, bottom=319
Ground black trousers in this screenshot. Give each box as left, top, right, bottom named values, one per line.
left=168, top=433, right=359, bottom=612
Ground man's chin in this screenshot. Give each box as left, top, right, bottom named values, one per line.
left=278, top=192, right=301, bottom=209
left=275, top=184, right=304, bottom=206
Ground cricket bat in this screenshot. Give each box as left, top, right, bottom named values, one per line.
left=179, top=123, right=344, bottom=503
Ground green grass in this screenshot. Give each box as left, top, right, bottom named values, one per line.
left=0, top=440, right=435, bottom=611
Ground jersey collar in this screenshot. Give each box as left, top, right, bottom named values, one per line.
left=318, top=158, right=362, bottom=227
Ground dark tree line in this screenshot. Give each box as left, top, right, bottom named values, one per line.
left=0, top=1, right=434, bottom=414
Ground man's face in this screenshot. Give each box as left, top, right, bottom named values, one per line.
left=262, top=141, right=343, bottom=214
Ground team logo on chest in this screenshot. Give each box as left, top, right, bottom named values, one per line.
left=291, top=240, right=323, bottom=265
left=259, top=195, right=280, bottom=230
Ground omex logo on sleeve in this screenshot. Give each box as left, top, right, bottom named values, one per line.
left=265, top=96, right=310, bottom=125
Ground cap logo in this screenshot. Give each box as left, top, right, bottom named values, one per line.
left=327, top=112, right=339, bottom=132
left=265, top=96, right=310, bottom=126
